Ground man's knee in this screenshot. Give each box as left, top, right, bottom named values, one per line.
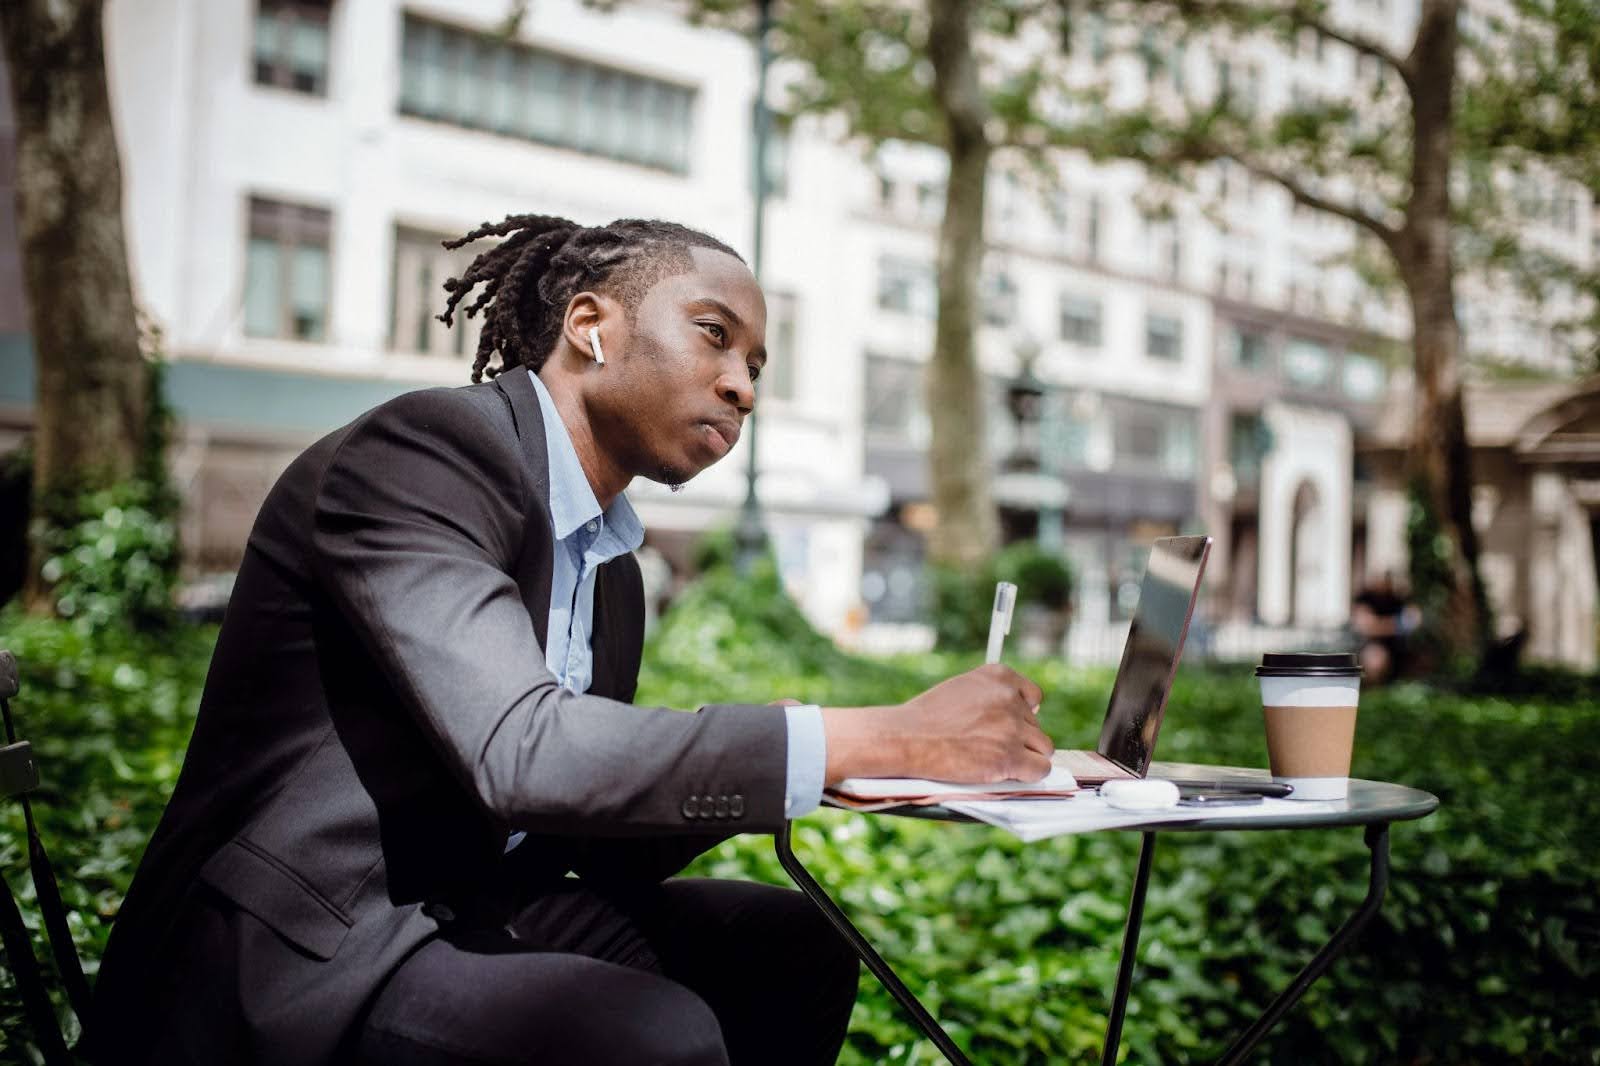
left=634, top=984, right=729, bottom=1066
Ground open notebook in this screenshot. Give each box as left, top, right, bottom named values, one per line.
left=825, top=765, right=1080, bottom=812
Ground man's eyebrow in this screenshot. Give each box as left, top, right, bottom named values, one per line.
left=689, top=297, right=766, bottom=364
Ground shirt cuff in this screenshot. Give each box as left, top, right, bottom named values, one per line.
left=782, top=704, right=827, bottom=819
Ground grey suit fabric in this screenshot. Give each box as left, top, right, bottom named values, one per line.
left=89, top=366, right=789, bottom=1065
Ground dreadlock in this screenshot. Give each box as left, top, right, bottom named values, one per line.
left=437, top=215, right=745, bottom=383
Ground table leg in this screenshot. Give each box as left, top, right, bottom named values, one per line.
left=1214, top=823, right=1392, bottom=1065
left=1101, top=830, right=1158, bottom=1066
left=773, top=822, right=975, bottom=1066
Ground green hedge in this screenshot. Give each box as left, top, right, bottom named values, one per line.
left=2, top=570, right=1597, bottom=1063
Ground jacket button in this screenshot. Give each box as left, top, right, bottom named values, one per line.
left=714, top=796, right=730, bottom=819
left=423, top=902, right=455, bottom=923
left=682, top=796, right=700, bottom=819
left=729, top=794, right=745, bottom=818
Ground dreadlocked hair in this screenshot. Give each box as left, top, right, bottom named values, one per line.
left=437, top=215, right=745, bottom=383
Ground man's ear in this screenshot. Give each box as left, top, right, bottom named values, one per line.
left=560, top=291, right=613, bottom=362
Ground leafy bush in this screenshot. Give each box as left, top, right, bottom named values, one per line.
left=22, top=355, right=181, bottom=633
left=930, top=542, right=1076, bottom=651
left=643, top=576, right=1600, bottom=1065
left=992, top=541, right=1074, bottom=612
left=2, top=574, right=1597, bottom=1064
left=928, top=562, right=1000, bottom=653
left=0, top=610, right=215, bottom=1059
left=32, top=482, right=180, bottom=634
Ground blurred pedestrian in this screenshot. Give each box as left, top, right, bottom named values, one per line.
left=1351, top=571, right=1420, bottom=683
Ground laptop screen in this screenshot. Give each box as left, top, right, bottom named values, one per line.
left=1095, top=535, right=1213, bottom=776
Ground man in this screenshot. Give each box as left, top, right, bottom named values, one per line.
left=91, top=216, right=1052, bottom=1065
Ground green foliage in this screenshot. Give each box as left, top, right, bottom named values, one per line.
left=0, top=609, right=216, bottom=1059
left=2, top=574, right=1598, bottom=1063
left=992, top=540, right=1075, bottom=612
left=32, top=482, right=179, bottom=634
left=643, top=577, right=1600, bottom=1065
left=23, top=357, right=181, bottom=631
left=1404, top=475, right=1455, bottom=624
left=928, top=562, right=996, bottom=653
left=929, top=544, right=1075, bottom=652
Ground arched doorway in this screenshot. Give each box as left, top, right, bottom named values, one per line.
left=1289, top=479, right=1324, bottom=626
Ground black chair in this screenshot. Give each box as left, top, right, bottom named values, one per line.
left=1, top=649, right=92, bottom=1064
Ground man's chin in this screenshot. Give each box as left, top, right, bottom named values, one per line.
left=650, top=463, right=702, bottom=489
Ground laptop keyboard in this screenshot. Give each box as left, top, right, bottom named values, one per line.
left=1052, top=749, right=1124, bottom=777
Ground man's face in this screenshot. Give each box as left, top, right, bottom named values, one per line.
left=587, top=246, right=768, bottom=485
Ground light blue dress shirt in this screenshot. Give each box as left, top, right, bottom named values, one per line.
left=525, top=374, right=825, bottom=823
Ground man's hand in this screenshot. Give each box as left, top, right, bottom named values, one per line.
left=819, top=664, right=1053, bottom=786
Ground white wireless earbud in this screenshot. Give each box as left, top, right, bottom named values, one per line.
left=587, top=326, right=606, bottom=366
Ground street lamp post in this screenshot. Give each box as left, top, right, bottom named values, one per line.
left=995, top=337, right=1070, bottom=549
left=733, top=0, right=774, bottom=574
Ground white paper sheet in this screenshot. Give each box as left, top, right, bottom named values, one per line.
left=943, top=794, right=1345, bottom=842
left=828, top=764, right=1079, bottom=803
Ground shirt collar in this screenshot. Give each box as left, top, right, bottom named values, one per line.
left=528, top=372, right=644, bottom=552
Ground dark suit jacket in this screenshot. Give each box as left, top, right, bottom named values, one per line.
left=89, top=366, right=790, bottom=1064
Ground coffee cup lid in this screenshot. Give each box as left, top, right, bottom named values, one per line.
left=1255, top=652, right=1361, bottom=678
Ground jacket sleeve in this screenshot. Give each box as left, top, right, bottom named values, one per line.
left=309, top=387, right=789, bottom=835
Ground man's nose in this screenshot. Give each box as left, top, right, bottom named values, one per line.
left=717, top=364, right=755, bottom=415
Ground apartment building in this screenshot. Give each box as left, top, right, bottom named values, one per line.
left=1, top=0, right=1593, bottom=659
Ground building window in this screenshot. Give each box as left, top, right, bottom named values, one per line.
left=982, top=271, right=1018, bottom=328
left=1110, top=403, right=1197, bottom=477
left=1145, top=216, right=1181, bottom=282
left=1086, top=195, right=1102, bottom=262
left=243, top=197, right=331, bottom=341
left=399, top=15, right=695, bottom=173
left=253, top=1, right=331, bottom=95
left=1041, top=390, right=1098, bottom=469
left=1146, top=312, right=1183, bottom=361
left=876, top=174, right=895, bottom=210
left=1341, top=352, right=1386, bottom=400
left=762, top=291, right=799, bottom=402
left=390, top=227, right=482, bottom=357
left=1229, top=411, right=1270, bottom=485
left=750, top=105, right=790, bottom=199
left=1059, top=294, right=1103, bottom=346
left=863, top=355, right=928, bottom=447
left=1079, top=11, right=1109, bottom=64
left=1230, top=327, right=1268, bottom=370
left=1283, top=338, right=1333, bottom=386
left=877, top=256, right=936, bottom=318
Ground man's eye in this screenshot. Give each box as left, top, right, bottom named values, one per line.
left=747, top=363, right=762, bottom=383
left=701, top=322, right=726, bottom=344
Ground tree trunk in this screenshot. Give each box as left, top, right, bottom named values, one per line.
left=0, top=0, right=147, bottom=610
left=925, top=0, right=998, bottom=569
left=1398, top=0, right=1490, bottom=652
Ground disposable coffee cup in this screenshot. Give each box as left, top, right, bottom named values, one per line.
left=1255, top=653, right=1362, bottom=800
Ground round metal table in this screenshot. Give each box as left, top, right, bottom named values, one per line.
left=774, top=764, right=1440, bottom=1066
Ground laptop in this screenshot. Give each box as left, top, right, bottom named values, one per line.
left=1052, top=535, right=1213, bottom=786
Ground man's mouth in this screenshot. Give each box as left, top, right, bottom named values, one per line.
left=700, top=419, right=739, bottom=457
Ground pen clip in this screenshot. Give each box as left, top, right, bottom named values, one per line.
left=992, top=582, right=1017, bottom=634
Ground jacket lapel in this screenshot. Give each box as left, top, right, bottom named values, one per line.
left=491, top=366, right=642, bottom=703
left=492, top=367, right=555, bottom=652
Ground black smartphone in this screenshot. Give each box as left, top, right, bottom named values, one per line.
left=1177, top=790, right=1265, bottom=807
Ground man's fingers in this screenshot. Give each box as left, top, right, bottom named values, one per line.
left=1013, top=750, right=1053, bottom=782
left=1021, top=722, right=1055, bottom=757
left=987, top=663, right=1044, bottom=710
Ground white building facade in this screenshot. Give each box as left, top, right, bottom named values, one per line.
left=0, top=0, right=1591, bottom=657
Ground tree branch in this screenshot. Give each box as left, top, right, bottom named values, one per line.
left=1229, top=147, right=1402, bottom=248
left=1130, top=0, right=1416, bottom=91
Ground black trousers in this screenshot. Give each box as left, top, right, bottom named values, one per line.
left=355, top=878, right=860, bottom=1065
